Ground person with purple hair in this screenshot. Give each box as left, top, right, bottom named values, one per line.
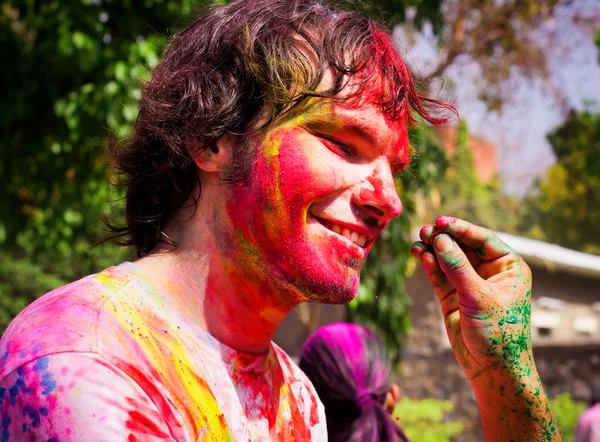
left=299, top=322, right=410, bottom=442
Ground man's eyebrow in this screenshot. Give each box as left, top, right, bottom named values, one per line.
left=302, top=109, right=410, bottom=160
left=338, top=121, right=378, bottom=147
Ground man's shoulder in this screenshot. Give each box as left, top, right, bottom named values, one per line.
left=272, top=343, right=324, bottom=410
left=271, top=343, right=316, bottom=389
left=0, top=263, right=137, bottom=379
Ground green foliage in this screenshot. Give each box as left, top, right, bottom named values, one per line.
left=0, top=257, right=66, bottom=328
left=551, top=392, right=586, bottom=442
left=517, top=27, right=600, bottom=254
left=360, top=0, right=444, bottom=34
left=393, top=397, right=464, bottom=442
left=409, top=121, right=520, bottom=232
left=518, top=110, right=600, bottom=254
left=0, top=0, right=206, bottom=332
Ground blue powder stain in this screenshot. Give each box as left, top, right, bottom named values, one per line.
left=1, top=353, right=7, bottom=362
left=0, top=388, right=5, bottom=399
left=8, top=386, right=18, bottom=407
left=22, top=422, right=27, bottom=433
left=39, top=407, right=48, bottom=416
left=47, top=439, right=61, bottom=442
left=16, top=367, right=25, bottom=377
left=1, top=414, right=10, bottom=442
left=40, top=372, right=57, bottom=396
left=22, top=406, right=40, bottom=428
left=19, top=351, right=26, bottom=359
left=31, top=344, right=44, bottom=353
left=15, top=379, right=25, bottom=392
left=36, top=357, right=49, bottom=373
left=29, top=411, right=40, bottom=428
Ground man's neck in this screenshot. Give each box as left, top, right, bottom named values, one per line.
left=134, top=245, right=297, bottom=355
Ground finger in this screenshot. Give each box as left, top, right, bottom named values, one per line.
left=419, top=224, right=436, bottom=245
left=410, top=241, right=430, bottom=259
left=432, top=233, right=482, bottom=292
left=419, top=250, right=459, bottom=315
left=444, top=309, right=462, bottom=348
left=435, top=216, right=512, bottom=261
left=458, top=242, right=484, bottom=270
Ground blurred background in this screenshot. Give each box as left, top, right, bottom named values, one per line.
left=1, top=0, right=599, bottom=440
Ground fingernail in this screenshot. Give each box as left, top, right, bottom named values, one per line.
left=436, top=216, right=457, bottom=229
left=411, top=242, right=426, bottom=251
left=434, top=233, right=454, bottom=252
left=420, top=225, right=436, bottom=245
left=411, top=242, right=429, bottom=258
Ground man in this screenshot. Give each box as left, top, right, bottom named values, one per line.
left=0, top=0, right=560, bottom=440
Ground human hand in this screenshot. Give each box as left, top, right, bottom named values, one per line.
left=410, top=216, right=534, bottom=382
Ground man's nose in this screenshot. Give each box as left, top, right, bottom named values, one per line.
left=353, top=161, right=402, bottom=221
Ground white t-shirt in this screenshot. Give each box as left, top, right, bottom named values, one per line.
left=0, top=262, right=327, bottom=441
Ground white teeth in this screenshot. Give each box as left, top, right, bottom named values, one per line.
left=357, top=235, right=366, bottom=247
left=330, top=224, right=368, bottom=247
left=316, top=216, right=368, bottom=247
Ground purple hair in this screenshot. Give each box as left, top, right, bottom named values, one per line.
left=299, top=322, right=410, bottom=442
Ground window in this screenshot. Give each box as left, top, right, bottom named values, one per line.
left=538, top=327, right=552, bottom=338
left=573, top=316, right=598, bottom=336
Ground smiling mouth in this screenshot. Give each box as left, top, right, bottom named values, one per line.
left=311, top=216, right=369, bottom=247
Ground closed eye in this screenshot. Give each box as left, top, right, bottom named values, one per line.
left=320, top=136, right=356, bottom=158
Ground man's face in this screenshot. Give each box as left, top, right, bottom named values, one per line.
left=219, top=98, right=409, bottom=304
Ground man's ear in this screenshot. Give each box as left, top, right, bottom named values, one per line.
left=191, top=134, right=234, bottom=173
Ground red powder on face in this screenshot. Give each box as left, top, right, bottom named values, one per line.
left=219, top=100, right=408, bottom=307
left=222, top=125, right=365, bottom=304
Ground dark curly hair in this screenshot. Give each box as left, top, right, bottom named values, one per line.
left=109, top=0, right=454, bottom=256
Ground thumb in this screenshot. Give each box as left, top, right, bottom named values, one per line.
left=433, top=233, right=481, bottom=291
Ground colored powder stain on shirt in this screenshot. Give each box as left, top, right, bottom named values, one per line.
left=40, top=372, right=57, bottom=396
left=126, top=410, right=171, bottom=438
left=0, top=262, right=326, bottom=441
left=31, top=344, right=44, bottom=353
left=36, top=357, right=50, bottom=372
left=1, top=414, right=11, bottom=442
left=22, top=405, right=41, bottom=428
left=8, top=386, right=18, bottom=407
